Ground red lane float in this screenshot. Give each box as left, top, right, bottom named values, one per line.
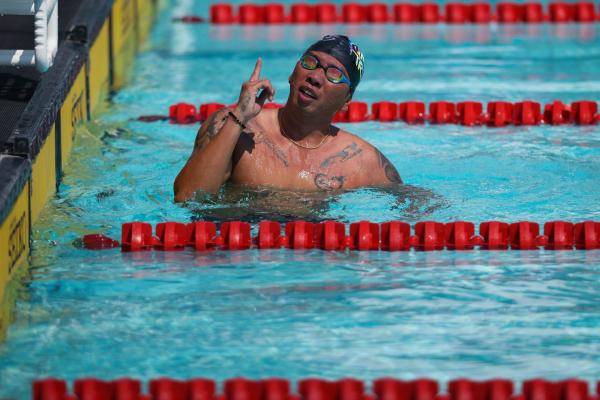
left=221, top=221, right=252, bottom=250
left=472, top=3, right=493, bottom=23
left=487, top=101, right=513, bottom=127
left=372, top=101, right=399, bottom=122
left=380, top=221, right=412, bottom=251
left=369, top=3, right=391, bottom=23
left=457, top=101, right=484, bottom=126
left=513, top=101, right=543, bottom=125
left=449, top=379, right=514, bottom=400
left=122, top=222, right=157, bottom=251
left=349, top=221, right=380, bottom=250
left=342, top=3, right=367, bottom=24
left=33, top=378, right=600, bottom=400
left=264, top=3, right=286, bottom=24
left=445, top=3, right=471, bottom=24
left=399, top=101, right=426, bottom=124
left=373, top=377, right=440, bottom=400
left=153, top=100, right=598, bottom=126
left=413, top=221, right=445, bottom=251
left=574, top=221, right=600, bottom=250
left=316, top=220, right=347, bottom=250
left=82, top=234, right=120, bottom=249
left=239, top=4, right=264, bottom=24
left=445, top=221, right=477, bottom=250
left=479, top=221, right=510, bottom=250
left=169, top=103, right=197, bottom=124
left=258, top=220, right=283, bottom=249
left=205, top=2, right=600, bottom=24
left=316, top=3, right=338, bottom=23
left=86, top=220, right=600, bottom=252
left=420, top=4, right=441, bottom=23
left=429, top=101, right=457, bottom=124
left=291, top=4, right=316, bottom=23
left=285, top=221, right=316, bottom=249
left=394, top=4, right=418, bottom=23
left=333, top=101, right=369, bottom=123
left=543, top=221, right=574, bottom=250
left=571, top=100, right=598, bottom=124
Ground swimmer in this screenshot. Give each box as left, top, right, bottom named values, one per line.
left=174, top=35, right=403, bottom=203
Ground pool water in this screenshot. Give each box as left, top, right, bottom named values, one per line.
left=1, top=0, right=600, bottom=398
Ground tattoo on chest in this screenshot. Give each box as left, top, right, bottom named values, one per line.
left=320, top=142, right=363, bottom=168
left=314, top=173, right=345, bottom=190
left=254, top=132, right=289, bottom=167
left=378, top=151, right=402, bottom=183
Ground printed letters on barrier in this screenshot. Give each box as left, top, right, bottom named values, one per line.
left=8, top=212, right=26, bottom=275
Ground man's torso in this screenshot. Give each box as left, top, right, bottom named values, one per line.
left=229, top=109, right=377, bottom=191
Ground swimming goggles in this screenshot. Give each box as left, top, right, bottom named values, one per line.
left=300, top=53, right=352, bottom=87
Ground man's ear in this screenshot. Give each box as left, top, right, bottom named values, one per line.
left=339, top=93, right=352, bottom=113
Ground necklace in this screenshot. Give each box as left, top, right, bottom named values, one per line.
left=278, top=112, right=330, bottom=150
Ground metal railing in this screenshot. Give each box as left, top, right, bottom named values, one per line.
left=0, top=0, right=58, bottom=72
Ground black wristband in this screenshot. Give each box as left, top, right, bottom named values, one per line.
left=228, top=111, right=247, bottom=130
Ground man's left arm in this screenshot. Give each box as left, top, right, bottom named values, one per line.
left=367, top=148, right=403, bottom=186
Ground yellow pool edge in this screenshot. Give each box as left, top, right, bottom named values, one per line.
left=0, top=0, right=166, bottom=339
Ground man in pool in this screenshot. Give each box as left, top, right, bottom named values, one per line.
left=174, top=35, right=403, bottom=203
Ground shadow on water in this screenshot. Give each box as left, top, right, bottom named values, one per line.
left=184, top=183, right=449, bottom=224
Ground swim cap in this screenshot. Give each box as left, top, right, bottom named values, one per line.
left=305, top=35, right=365, bottom=95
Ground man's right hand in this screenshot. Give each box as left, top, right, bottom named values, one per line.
left=234, top=58, right=275, bottom=124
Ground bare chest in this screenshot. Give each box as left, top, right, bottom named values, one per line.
left=230, top=129, right=366, bottom=191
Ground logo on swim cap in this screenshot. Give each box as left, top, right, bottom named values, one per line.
left=321, top=35, right=339, bottom=42
left=348, top=42, right=364, bottom=79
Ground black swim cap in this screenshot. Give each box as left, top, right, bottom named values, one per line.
left=304, top=35, right=365, bottom=95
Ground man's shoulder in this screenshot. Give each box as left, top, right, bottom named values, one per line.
left=331, top=127, right=380, bottom=157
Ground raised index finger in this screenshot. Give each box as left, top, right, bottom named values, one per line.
left=250, top=58, right=262, bottom=81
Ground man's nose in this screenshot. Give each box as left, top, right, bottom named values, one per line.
left=306, top=70, right=323, bottom=88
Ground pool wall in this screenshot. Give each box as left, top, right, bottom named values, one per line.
left=0, top=0, right=163, bottom=340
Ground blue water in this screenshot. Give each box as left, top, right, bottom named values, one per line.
left=2, top=1, right=600, bottom=398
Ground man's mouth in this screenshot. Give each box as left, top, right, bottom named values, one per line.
left=298, top=86, right=318, bottom=100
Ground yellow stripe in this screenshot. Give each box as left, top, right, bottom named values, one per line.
left=30, top=126, right=56, bottom=224
left=135, top=0, right=156, bottom=44
left=88, top=20, right=110, bottom=114
left=0, top=181, right=30, bottom=317
left=112, top=0, right=137, bottom=90
left=60, top=67, right=87, bottom=167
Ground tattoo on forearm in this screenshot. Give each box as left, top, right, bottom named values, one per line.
left=320, top=142, right=362, bottom=168
left=377, top=151, right=403, bottom=184
left=254, top=133, right=289, bottom=167
left=207, top=114, right=229, bottom=139
left=239, top=93, right=252, bottom=114
left=314, top=173, right=345, bottom=190
left=194, top=111, right=229, bottom=150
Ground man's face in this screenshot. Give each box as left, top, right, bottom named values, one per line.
left=288, top=50, right=352, bottom=116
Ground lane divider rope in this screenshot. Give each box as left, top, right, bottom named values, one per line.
left=136, top=100, right=599, bottom=126
left=171, top=2, right=600, bottom=25
left=33, top=377, right=600, bottom=400
left=81, top=220, right=600, bottom=251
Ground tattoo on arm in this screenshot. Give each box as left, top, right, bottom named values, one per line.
left=239, top=93, right=252, bottom=114
left=193, top=110, right=230, bottom=151
left=377, top=151, right=403, bottom=184
left=320, top=142, right=363, bottom=168
left=314, top=173, right=345, bottom=190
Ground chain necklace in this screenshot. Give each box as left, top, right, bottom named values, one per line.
left=278, top=112, right=330, bottom=150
